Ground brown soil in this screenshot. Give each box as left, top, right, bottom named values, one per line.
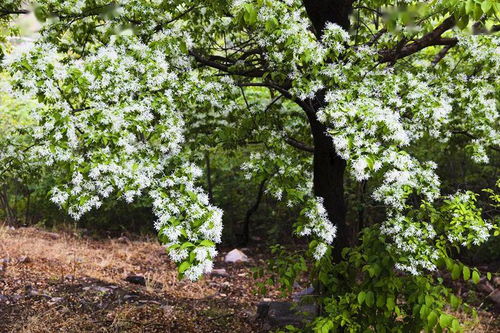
left=0, top=225, right=498, bottom=333
left=0, top=226, right=279, bottom=332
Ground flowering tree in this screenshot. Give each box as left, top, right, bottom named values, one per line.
left=1, top=0, right=499, bottom=331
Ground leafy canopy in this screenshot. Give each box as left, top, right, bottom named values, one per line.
left=0, top=0, right=499, bottom=330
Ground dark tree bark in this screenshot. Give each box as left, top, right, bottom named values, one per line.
left=304, top=99, right=352, bottom=261
left=240, top=178, right=267, bottom=246
left=302, top=0, right=355, bottom=261
left=303, top=0, right=353, bottom=35
left=205, top=151, right=213, bottom=202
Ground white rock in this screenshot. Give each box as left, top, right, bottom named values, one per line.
left=224, top=249, right=248, bottom=263
left=210, top=268, right=229, bottom=277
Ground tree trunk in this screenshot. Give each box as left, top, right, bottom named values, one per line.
left=302, top=0, right=355, bottom=261
left=205, top=151, right=213, bottom=202
left=240, top=178, right=266, bottom=246
left=306, top=108, right=353, bottom=262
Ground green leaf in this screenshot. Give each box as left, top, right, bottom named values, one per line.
left=481, top=0, right=492, bottom=13
left=451, top=319, right=460, bottom=332
left=472, top=270, right=480, bottom=284
left=451, top=264, right=461, bottom=280
left=439, top=314, right=453, bottom=328
left=376, top=294, right=385, bottom=308
left=243, top=4, right=257, bottom=25
left=450, top=294, right=460, bottom=309
left=357, top=291, right=366, bottom=305
left=180, top=241, right=195, bottom=249
left=178, top=261, right=190, bottom=273
left=420, top=304, right=428, bottom=320
left=199, top=239, right=215, bottom=247
left=487, top=272, right=492, bottom=280
left=386, top=296, right=395, bottom=311
left=465, top=0, right=475, bottom=14
left=365, top=291, right=375, bottom=307
left=427, top=311, right=438, bottom=328
left=463, top=266, right=471, bottom=281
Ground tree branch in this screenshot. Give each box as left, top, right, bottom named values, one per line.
left=379, top=17, right=457, bottom=63
left=451, top=130, right=500, bottom=152
left=432, top=44, right=453, bottom=65
left=285, top=136, right=314, bottom=153
left=0, top=9, right=30, bottom=17
left=189, top=50, right=265, bottom=77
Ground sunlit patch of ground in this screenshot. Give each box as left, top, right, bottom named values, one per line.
left=0, top=224, right=498, bottom=332
left=0, top=225, right=279, bottom=332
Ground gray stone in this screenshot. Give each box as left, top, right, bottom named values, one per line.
left=488, top=289, right=500, bottom=305
left=224, top=249, right=248, bottom=263
left=116, top=236, right=130, bottom=244
left=18, top=256, right=30, bottom=264
left=478, top=280, right=495, bottom=294
left=161, top=305, right=174, bottom=315
left=49, top=297, right=64, bottom=304
left=210, top=268, right=229, bottom=277
left=257, top=301, right=317, bottom=328
left=123, top=294, right=139, bottom=301
left=46, top=232, right=60, bottom=240
left=292, top=286, right=315, bottom=302
left=83, top=286, right=111, bottom=293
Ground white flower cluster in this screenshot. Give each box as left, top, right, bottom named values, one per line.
left=314, top=32, right=499, bottom=274
left=4, top=27, right=227, bottom=279
left=293, top=197, right=337, bottom=260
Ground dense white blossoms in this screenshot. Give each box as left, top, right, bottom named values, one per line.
left=313, top=32, right=499, bottom=273
left=2, top=0, right=498, bottom=280
left=3, top=28, right=227, bottom=279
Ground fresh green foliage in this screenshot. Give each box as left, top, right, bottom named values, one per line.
left=0, top=0, right=499, bottom=331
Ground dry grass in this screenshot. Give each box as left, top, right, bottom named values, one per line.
left=0, top=227, right=273, bottom=332
left=0, top=226, right=498, bottom=333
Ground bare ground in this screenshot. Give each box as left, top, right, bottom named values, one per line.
left=0, top=225, right=498, bottom=333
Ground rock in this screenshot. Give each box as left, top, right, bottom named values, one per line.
left=46, top=232, right=60, bottom=240
left=123, top=294, right=139, bottom=301
left=83, top=286, right=111, bottom=293
left=95, top=286, right=111, bottom=293
left=11, top=295, right=23, bottom=302
left=161, top=305, right=174, bottom=315
left=0, top=295, right=9, bottom=303
left=224, top=249, right=248, bottom=263
left=0, top=258, right=10, bottom=264
left=488, top=289, right=500, bottom=305
left=493, top=276, right=500, bottom=288
left=292, top=287, right=315, bottom=302
left=210, top=268, right=229, bottom=278
left=18, top=256, right=30, bottom=264
left=116, top=236, right=130, bottom=244
left=257, top=301, right=317, bottom=328
left=138, top=299, right=161, bottom=305
left=478, top=280, right=495, bottom=294
left=49, top=297, right=64, bottom=304
left=125, top=275, right=146, bottom=286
